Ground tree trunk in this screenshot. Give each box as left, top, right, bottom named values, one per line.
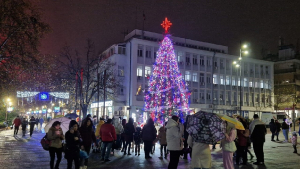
left=82, top=104, right=88, bottom=119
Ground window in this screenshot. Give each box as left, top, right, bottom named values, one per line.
left=226, top=76, right=230, bottom=85
left=137, top=67, right=143, bottom=76
left=265, top=80, right=269, bottom=89
left=214, top=61, right=217, bottom=67
left=249, top=79, right=253, bottom=87
left=192, top=89, right=198, bottom=100
left=213, top=92, right=218, bottom=100
left=185, top=71, right=191, bottom=81
left=233, top=92, right=237, bottom=101
left=227, top=91, right=230, bottom=101
left=145, top=66, right=151, bottom=77
left=186, top=53, right=190, bottom=63
left=244, top=78, right=248, bottom=87
left=256, top=94, right=259, bottom=102
left=255, top=80, right=259, bottom=88
left=200, top=73, right=204, bottom=82
left=266, top=66, right=269, bottom=74
left=138, top=45, right=143, bottom=57
left=199, top=92, right=204, bottom=99
left=220, top=91, right=224, bottom=100
left=220, top=59, right=224, bottom=69
left=119, top=88, right=124, bottom=95
left=213, top=74, right=218, bottom=84
left=154, top=48, right=158, bottom=59
left=206, top=92, right=211, bottom=100
left=246, top=93, right=249, bottom=102
left=220, top=75, right=224, bottom=85
left=193, top=55, right=198, bottom=65
left=200, top=56, right=204, bottom=65
left=118, top=46, right=126, bottom=54
left=238, top=77, right=241, bottom=86
left=178, top=51, right=184, bottom=62
left=118, top=66, right=124, bottom=76
left=226, top=60, right=230, bottom=69
left=232, top=76, right=236, bottom=86
left=260, top=80, right=264, bottom=88
left=207, top=76, right=211, bottom=84
left=145, top=46, right=151, bottom=58
left=192, top=73, right=198, bottom=82
left=207, top=57, right=211, bottom=66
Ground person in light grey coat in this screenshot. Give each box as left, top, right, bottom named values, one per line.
left=113, top=118, right=124, bottom=149
left=166, top=116, right=184, bottom=169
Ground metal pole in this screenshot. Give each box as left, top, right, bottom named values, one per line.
left=103, top=70, right=107, bottom=119
left=239, top=47, right=242, bottom=117
left=97, top=71, right=100, bottom=122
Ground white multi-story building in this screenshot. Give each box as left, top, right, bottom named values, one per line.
left=89, top=29, right=274, bottom=122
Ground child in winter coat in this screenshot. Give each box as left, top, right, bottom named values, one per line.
left=155, top=124, right=167, bottom=159
left=292, top=131, right=297, bottom=153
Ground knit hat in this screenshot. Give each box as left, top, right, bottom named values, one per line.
left=69, top=120, right=79, bottom=129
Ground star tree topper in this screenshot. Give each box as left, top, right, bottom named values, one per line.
left=161, top=17, right=172, bottom=33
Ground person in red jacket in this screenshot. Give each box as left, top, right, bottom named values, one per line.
left=13, top=116, right=22, bottom=136
left=100, top=119, right=116, bottom=161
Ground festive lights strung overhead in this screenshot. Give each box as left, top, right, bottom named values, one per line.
left=144, top=18, right=190, bottom=123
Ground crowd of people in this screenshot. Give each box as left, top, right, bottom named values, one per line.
left=9, top=113, right=299, bottom=169
left=12, top=116, right=45, bottom=137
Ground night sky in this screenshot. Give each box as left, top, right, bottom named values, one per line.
left=35, top=0, right=300, bottom=58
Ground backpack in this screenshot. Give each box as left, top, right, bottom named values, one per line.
left=40, top=134, right=51, bottom=151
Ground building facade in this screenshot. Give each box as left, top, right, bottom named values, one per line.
left=90, top=30, right=274, bottom=122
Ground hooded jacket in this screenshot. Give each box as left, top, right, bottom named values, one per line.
left=155, top=126, right=167, bottom=145
left=124, top=119, right=135, bottom=142
left=47, top=127, right=64, bottom=148
left=79, top=121, right=96, bottom=148
left=141, top=123, right=156, bottom=142
left=166, top=119, right=184, bottom=151
left=95, top=120, right=105, bottom=137
left=269, top=119, right=276, bottom=133
left=113, top=119, right=124, bottom=135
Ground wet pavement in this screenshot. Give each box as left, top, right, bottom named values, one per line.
left=0, top=129, right=300, bottom=169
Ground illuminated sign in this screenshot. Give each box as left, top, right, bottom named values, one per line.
left=39, top=92, right=49, bottom=101
left=54, top=107, right=60, bottom=113
left=91, top=101, right=113, bottom=108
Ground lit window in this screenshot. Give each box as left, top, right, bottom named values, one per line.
left=185, top=71, right=191, bottom=81
left=192, top=73, right=198, bottom=82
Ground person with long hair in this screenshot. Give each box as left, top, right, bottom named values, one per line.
left=133, top=122, right=142, bottom=156
left=236, top=118, right=249, bottom=165
left=123, top=118, right=135, bottom=155
left=141, top=118, right=157, bottom=159
left=221, top=122, right=237, bottom=169
left=79, top=118, right=96, bottom=168
left=47, top=121, right=64, bottom=169
left=65, top=120, right=81, bottom=169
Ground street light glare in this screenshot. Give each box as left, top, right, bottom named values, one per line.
left=233, top=61, right=237, bottom=64
left=238, top=57, right=242, bottom=60
left=243, top=44, right=248, bottom=48
left=7, top=98, right=11, bottom=102
left=236, top=64, right=240, bottom=68
left=244, top=51, right=249, bottom=54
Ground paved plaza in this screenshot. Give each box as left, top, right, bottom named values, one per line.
left=0, top=129, right=300, bottom=169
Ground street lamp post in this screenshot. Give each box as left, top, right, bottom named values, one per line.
left=233, top=44, right=249, bottom=117
left=5, top=98, right=12, bottom=128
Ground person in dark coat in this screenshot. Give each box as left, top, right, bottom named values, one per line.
left=65, top=120, right=81, bottom=169
left=269, top=119, right=276, bottom=141
left=123, top=118, right=135, bottom=155
left=133, top=122, right=142, bottom=156
left=249, top=114, right=267, bottom=165
left=29, top=116, right=36, bottom=137
left=275, top=120, right=281, bottom=141
left=121, top=119, right=127, bottom=152
left=78, top=118, right=96, bottom=168
left=282, top=118, right=289, bottom=142
left=35, top=117, right=40, bottom=131
left=141, top=118, right=157, bottom=159
left=21, top=118, right=28, bottom=137
left=183, top=115, right=192, bottom=159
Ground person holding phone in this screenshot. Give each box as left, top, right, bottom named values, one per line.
left=47, top=121, right=64, bottom=169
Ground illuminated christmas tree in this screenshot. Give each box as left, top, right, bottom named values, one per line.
left=144, top=18, right=190, bottom=123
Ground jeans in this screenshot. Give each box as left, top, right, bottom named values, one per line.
left=67, top=151, right=80, bottom=169
left=101, top=142, right=113, bottom=160
left=283, top=129, right=289, bottom=141
left=49, top=147, right=63, bottom=169
left=144, top=140, right=152, bottom=158
left=83, top=146, right=91, bottom=166
left=168, top=150, right=181, bottom=169
left=14, top=126, right=19, bottom=135
left=253, top=141, right=264, bottom=163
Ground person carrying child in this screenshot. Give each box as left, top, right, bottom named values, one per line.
left=292, top=131, right=297, bottom=153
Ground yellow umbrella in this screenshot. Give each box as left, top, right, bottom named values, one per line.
left=216, top=114, right=245, bottom=130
